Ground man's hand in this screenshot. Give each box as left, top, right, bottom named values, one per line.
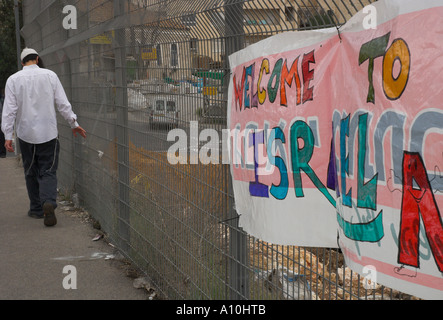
left=5, top=140, right=14, bottom=153
left=72, top=126, right=87, bottom=138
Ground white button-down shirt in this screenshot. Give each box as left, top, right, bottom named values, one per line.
left=1, top=64, right=79, bottom=144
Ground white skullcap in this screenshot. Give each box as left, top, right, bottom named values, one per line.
left=20, top=48, right=39, bottom=61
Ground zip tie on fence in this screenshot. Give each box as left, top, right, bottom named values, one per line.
left=218, top=215, right=240, bottom=225
left=336, top=231, right=343, bottom=254
left=330, top=19, right=343, bottom=43
left=329, top=13, right=343, bottom=43
left=336, top=26, right=342, bottom=42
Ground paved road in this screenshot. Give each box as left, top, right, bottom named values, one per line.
left=0, top=156, right=148, bottom=300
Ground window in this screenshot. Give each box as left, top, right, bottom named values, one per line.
left=298, top=7, right=335, bottom=30
left=170, top=43, right=178, bottom=67
left=156, top=100, right=165, bottom=111
left=166, top=101, right=176, bottom=112
left=284, top=6, right=296, bottom=22
left=156, top=44, right=162, bottom=66
left=190, top=38, right=198, bottom=53
left=181, top=13, right=196, bottom=27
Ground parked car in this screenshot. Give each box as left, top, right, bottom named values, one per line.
left=148, top=96, right=179, bottom=129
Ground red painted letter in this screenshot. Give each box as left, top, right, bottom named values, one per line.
left=233, top=67, right=246, bottom=111
left=302, top=50, right=315, bottom=103
left=280, top=57, right=301, bottom=106
left=398, top=152, right=443, bottom=272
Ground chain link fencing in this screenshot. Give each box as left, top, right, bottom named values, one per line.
left=20, top=0, right=417, bottom=300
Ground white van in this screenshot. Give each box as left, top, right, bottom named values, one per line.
left=148, top=96, right=179, bottom=128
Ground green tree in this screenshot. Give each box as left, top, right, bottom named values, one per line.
left=0, top=0, right=24, bottom=89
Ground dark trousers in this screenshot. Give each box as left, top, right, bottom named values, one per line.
left=0, top=127, right=5, bottom=156
left=19, top=138, right=59, bottom=214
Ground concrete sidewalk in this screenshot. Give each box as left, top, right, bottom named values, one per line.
left=0, top=155, right=148, bottom=300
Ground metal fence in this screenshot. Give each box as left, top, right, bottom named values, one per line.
left=20, top=0, right=416, bottom=300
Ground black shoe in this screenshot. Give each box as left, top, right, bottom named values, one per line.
left=28, top=210, right=44, bottom=219
left=43, top=202, right=57, bottom=227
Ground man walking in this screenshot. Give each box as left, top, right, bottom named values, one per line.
left=1, top=48, right=86, bottom=227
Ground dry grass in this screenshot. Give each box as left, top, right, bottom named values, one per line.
left=103, top=138, right=416, bottom=300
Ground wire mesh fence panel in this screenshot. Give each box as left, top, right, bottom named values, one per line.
left=20, top=0, right=420, bottom=300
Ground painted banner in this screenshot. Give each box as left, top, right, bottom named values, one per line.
left=227, top=0, right=443, bottom=299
